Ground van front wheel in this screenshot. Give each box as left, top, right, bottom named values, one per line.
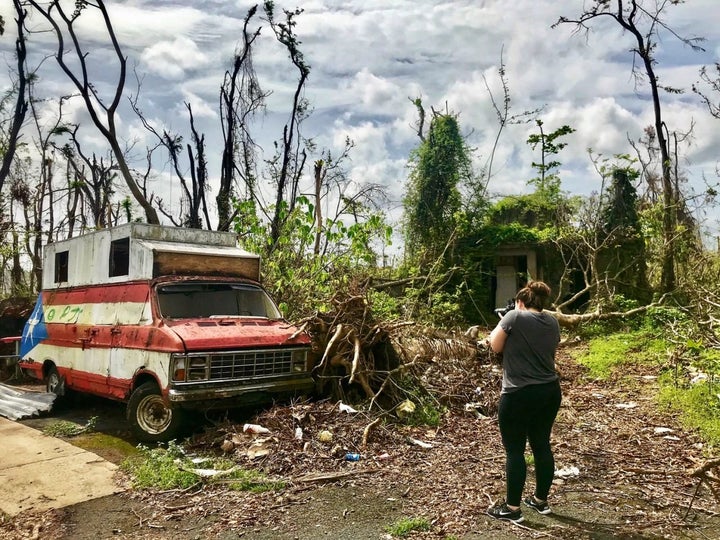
left=127, top=382, right=184, bottom=443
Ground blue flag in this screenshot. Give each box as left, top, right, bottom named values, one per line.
left=20, top=296, right=48, bottom=357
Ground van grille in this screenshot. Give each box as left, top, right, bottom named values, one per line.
left=205, top=350, right=293, bottom=380
left=177, top=348, right=305, bottom=383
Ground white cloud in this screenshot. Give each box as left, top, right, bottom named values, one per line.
left=2, top=0, right=720, bottom=238
left=141, top=37, right=209, bottom=80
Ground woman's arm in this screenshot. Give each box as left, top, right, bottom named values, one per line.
left=488, top=323, right=508, bottom=353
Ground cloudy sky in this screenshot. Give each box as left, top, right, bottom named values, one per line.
left=2, top=0, right=720, bottom=246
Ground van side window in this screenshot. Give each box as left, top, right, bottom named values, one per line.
left=109, top=237, right=130, bottom=277
left=55, top=251, right=69, bottom=282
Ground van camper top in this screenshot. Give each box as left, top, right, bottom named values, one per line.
left=43, top=223, right=261, bottom=289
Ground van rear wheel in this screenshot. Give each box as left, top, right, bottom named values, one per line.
left=127, top=382, right=184, bottom=443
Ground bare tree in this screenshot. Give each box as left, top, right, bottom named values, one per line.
left=25, top=0, right=159, bottom=224
left=265, top=3, right=311, bottom=249
left=55, top=124, right=118, bottom=232
left=694, top=63, right=720, bottom=119
left=217, top=5, right=268, bottom=232
left=0, top=1, right=29, bottom=194
left=131, top=97, right=210, bottom=229
left=554, top=0, right=705, bottom=293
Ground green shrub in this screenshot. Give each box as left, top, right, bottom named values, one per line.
left=395, top=378, right=445, bottom=427
left=657, top=377, right=720, bottom=448
left=121, top=441, right=285, bottom=492
left=121, top=442, right=199, bottom=490
left=385, top=516, right=431, bottom=537
left=574, top=331, right=666, bottom=379
left=43, top=416, right=97, bottom=437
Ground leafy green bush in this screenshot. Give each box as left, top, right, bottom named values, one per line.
left=385, top=516, right=431, bottom=537
left=394, top=378, right=445, bottom=427
left=368, top=289, right=404, bottom=321
left=121, top=442, right=199, bottom=490
left=121, top=441, right=285, bottom=491
left=642, top=305, right=690, bottom=331
left=43, top=416, right=97, bottom=437
left=574, top=331, right=666, bottom=379
left=234, top=196, right=391, bottom=320
left=657, top=377, right=720, bottom=447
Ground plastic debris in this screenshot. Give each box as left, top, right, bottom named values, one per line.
left=614, top=402, right=638, bottom=409
left=408, top=437, right=432, bottom=449
left=555, top=465, right=580, bottom=478
left=396, top=399, right=416, bottom=418
left=243, top=423, right=270, bottom=434
left=246, top=437, right=274, bottom=459
left=318, top=430, right=333, bottom=442
left=338, top=402, right=358, bottom=413
left=294, top=427, right=303, bottom=440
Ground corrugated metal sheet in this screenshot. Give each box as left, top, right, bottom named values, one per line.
left=0, top=383, right=55, bottom=421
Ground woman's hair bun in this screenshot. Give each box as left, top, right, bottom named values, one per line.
left=528, top=280, right=551, bottom=298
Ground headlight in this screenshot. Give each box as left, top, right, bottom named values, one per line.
left=291, top=349, right=308, bottom=373
left=187, top=355, right=210, bottom=381
left=171, top=356, right=186, bottom=382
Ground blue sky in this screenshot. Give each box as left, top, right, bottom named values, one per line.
left=1, top=0, right=719, bottom=247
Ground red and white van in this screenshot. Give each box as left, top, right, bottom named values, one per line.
left=18, top=224, right=314, bottom=442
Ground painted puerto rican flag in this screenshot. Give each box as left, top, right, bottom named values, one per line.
left=20, top=296, right=49, bottom=358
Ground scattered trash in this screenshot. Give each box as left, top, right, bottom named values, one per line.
left=338, top=402, right=358, bottom=413
left=408, top=437, right=432, bottom=449
left=654, top=427, right=673, bottom=434
left=294, top=427, right=303, bottom=440
left=0, top=382, right=56, bottom=421
left=614, top=402, right=638, bottom=409
left=345, top=452, right=361, bottom=461
left=318, top=430, right=333, bottom=442
left=464, top=402, right=489, bottom=419
left=396, top=399, right=416, bottom=418
left=243, top=423, right=271, bottom=434
left=555, top=465, right=580, bottom=478
left=220, top=439, right=235, bottom=453
left=187, top=468, right=225, bottom=478
left=377, top=452, right=390, bottom=460
left=246, top=437, right=274, bottom=459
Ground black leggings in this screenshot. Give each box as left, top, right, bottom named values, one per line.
left=498, top=380, right=562, bottom=506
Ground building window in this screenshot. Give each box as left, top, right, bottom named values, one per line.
left=54, top=251, right=69, bottom=283
left=109, top=237, right=130, bottom=277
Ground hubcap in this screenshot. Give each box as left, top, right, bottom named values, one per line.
left=136, top=394, right=172, bottom=435
left=47, top=372, right=62, bottom=395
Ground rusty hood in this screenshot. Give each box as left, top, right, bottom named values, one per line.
left=164, top=318, right=310, bottom=351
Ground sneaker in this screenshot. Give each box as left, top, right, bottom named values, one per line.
left=524, top=496, right=551, bottom=515
left=486, top=502, right=524, bottom=523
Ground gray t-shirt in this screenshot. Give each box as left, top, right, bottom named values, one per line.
left=499, top=309, right=560, bottom=393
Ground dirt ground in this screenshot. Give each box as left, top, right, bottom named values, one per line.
left=1, top=342, right=719, bottom=540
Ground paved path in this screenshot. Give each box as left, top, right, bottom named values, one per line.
left=0, top=417, right=124, bottom=516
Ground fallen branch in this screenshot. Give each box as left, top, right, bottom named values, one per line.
left=293, top=469, right=377, bottom=484
left=361, top=417, right=382, bottom=448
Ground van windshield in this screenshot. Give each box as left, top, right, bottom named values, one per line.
left=156, top=282, right=282, bottom=319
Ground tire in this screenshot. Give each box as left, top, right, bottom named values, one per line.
left=46, top=365, right=65, bottom=396
left=126, top=382, right=184, bottom=443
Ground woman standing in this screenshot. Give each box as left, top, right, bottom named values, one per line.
left=485, top=281, right=562, bottom=524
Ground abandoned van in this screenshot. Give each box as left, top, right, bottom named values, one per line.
left=18, top=223, right=314, bottom=442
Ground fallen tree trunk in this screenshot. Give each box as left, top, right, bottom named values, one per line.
left=548, top=293, right=672, bottom=328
